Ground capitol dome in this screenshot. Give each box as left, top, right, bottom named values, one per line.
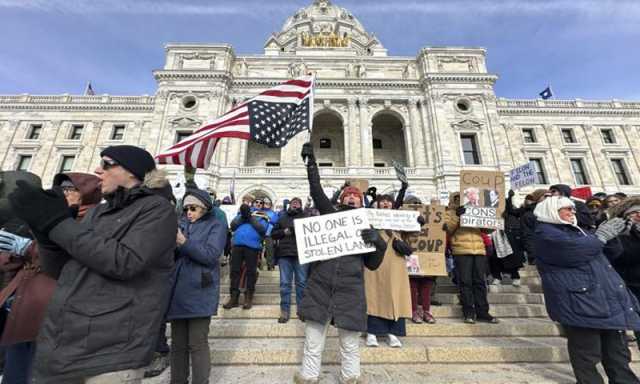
left=264, top=0, right=386, bottom=56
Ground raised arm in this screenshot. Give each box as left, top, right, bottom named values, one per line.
left=393, top=182, right=408, bottom=210
left=302, top=142, right=334, bottom=215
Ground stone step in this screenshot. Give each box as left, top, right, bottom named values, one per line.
left=207, top=336, right=579, bottom=364
left=221, top=282, right=542, bottom=294
left=207, top=318, right=562, bottom=338
left=220, top=292, right=545, bottom=305
left=216, top=303, right=549, bottom=319
left=144, top=362, right=624, bottom=384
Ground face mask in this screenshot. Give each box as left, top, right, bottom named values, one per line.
left=288, top=207, right=302, bottom=215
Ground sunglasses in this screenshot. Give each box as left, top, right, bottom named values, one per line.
left=183, top=206, right=200, bottom=213
left=100, top=158, right=120, bottom=170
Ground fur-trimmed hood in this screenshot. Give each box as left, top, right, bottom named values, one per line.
left=142, top=169, right=170, bottom=190
left=610, top=196, right=640, bottom=218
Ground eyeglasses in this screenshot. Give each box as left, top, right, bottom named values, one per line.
left=61, top=186, right=79, bottom=194
left=100, top=158, right=120, bottom=170
left=183, top=206, right=200, bottom=213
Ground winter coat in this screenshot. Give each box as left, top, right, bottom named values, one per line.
left=444, top=209, right=486, bottom=256
left=272, top=208, right=308, bottom=261
left=298, top=162, right=386, bottom=332
left=364, top=231, right=412, bottom=321
left=534, top=222, right=640, bottom=331
left=610, top=196, right=640, bottom=288
left=520, top=204, right=537, bottom=260
left=230, top=208, right=268, bottom=250
left=31, top=170, right=177, bottom=383
left=167, top=197, right=227, bottom=320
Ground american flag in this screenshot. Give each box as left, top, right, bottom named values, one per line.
left=156, top=75, right=314, bottom=169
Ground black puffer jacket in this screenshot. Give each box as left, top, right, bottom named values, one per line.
left=32, top=171, right=177, bottom=383
left=297, top=162, right=386, bottom=332
left=272, top=208, right=308, bottom=260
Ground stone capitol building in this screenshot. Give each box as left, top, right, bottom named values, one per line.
left=1, top=0, right=639, bottom=204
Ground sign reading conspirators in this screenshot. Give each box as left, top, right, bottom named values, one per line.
left=509, top=162, right=537, bottom=190
left=459, top=170, right=506, bottom=230
left=365, top=209, right=420, bottom=232
left=401, top=205, right=448, bottom=276
left=294, top=209, right=375, bottom=265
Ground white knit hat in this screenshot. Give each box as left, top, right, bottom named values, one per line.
left=183, top=195, right=207, bottom=209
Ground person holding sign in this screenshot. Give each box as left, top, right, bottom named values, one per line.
left=294, top=143, right=386, bottom=384
left=364, top=194, right=413, bottom=348
left=444, top=193, right=499, bottom=324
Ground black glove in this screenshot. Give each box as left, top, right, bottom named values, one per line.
left=508, top=189, right=515, bottom=198
left=8, top=181, right=71, bottom=235
left=392, top=239, right=413, bottom=256
left=366, top=187, right=377, bottom=199
left=417, top=215, right=426, bottom=226
left=240, top=204, right=251, bottom=219
left=455, top=206, right=466, bottom=216
left=301, top=142, right=316, bottom=165
left=360, top=228, right=380, bottom=245
left=401, top=181, right=409, bottom=190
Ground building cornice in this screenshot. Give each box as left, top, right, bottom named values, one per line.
left=497, top=98, right=640, bottom=117
left=233, top=78, right=420, bottom=89
left=153, top=70, right=232, bottom=82
left=422, top=73, right=498, bottom=85
left=0, top=95, right=155, bottom=112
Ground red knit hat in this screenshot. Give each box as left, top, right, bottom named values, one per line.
left=340, top=186, right=362, bottom=201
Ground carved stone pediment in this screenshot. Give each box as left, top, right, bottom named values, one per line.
left=170, top=117, right=202, bottom=129
left=452, top=119, right=483, bottom=131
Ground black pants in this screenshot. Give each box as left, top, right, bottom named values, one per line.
left=488, top=256, right=521, bottom=280
left=628, top=286, right=640, bottom=351
left=454, top=255, right=490, bottom=318
left=564, top=325, right=639, bottom=384
left=230, top=246, right=260, bottom=294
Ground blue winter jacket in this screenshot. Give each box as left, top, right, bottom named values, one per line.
left=230, top=208, right=268, bottom=250
left=535, top=222, right=640, bottom=331
left=167, top=210, right=227, bottom=320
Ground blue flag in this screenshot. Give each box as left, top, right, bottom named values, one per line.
left=539, top=86, right=553, bottom=100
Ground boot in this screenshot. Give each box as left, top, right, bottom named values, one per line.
left=222, top=291, right=240, bottom=309
left=278, top=309, right=290, bottom=323
left=242, top=291, right=254, bottom=310
left=293, top=372, right=319, bottom=384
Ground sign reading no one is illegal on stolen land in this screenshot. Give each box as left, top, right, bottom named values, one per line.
left=294, top=209, right=375, bottom=265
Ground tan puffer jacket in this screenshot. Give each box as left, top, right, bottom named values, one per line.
left=445, top=192, right=486, bottom=256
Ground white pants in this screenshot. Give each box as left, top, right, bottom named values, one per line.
left=300, top=320, right=361, bottom=381
left=84, top=368, right=144, bottom=384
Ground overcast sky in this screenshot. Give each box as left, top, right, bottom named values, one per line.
left=0, top=0, right=638, bottom=100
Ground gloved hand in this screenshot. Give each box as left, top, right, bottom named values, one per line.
left=0, top=230, right=32, bottom=257
left=8, top=181, right=71, bottom=235
left=366, top=187, right=377, bottom=200
left=417, top=215, right=426, bottom=226
left=240, top=204, right=251, bottom=219
left=455, top=206, right=466, bottom=216
left=392, top=239, right=413, bottom=256
left=360, top=228, right=381, bottom=245
left=595, top=217, right=626, bottom=243
left=401, top=181, right=409, bottom=190
left=508, top=189, right=515, bottom=198
left=301, top=142, right=316, bottom=165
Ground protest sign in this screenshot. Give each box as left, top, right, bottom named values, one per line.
left=219, top=205, right=239, bottom=224
left=366, top=209, right=420, bottom=232
left=439, top=191, right=450, bottom=206
left=509, top=162, right=537, bottom=190
left=392, top=160, right=408, bottom=184
left=459, top=170, right=505, bottom=230
left=346, top=179, right=369, bottom=195
left=571, top=186, right=592, bottom=202
left=294, top=208, right=375, bottom=265
left=400, top=205, right=448, bottom=276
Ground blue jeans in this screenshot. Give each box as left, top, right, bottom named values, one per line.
left=278, top=257, right=308, bottom=313
left=2, top=341, right=35, bottom=384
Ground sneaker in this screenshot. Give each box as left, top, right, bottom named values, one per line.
left=488, top=278, right=501, bottom=286
left=512, top=278, right=521, bottom=287
left=464, top=317, right=476, bottom=324
left=423, top=312, right=436, bottom=324
left=388, top=334, right=402, bottom=348
left=477, top=314, right=500, bottom=324
left=412, top=310, right=423, bottom=324
left=293, top=372, right=320, bottom=384
left=366, top=333, right=379, bottom=347
left=339, top=375, right=365, bottom=384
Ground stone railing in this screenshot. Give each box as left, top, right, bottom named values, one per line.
left=231, top=166, right=424, bottom=178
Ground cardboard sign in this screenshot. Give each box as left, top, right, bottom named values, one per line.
left=459, top=170, right=505, bottom=229
left=366, top=209, right=420, bottom=232
left=219, top=205, right=239, bottom=225
left=392, top=160, right=408, bottom=184
left=346, top=179, right=369, bottom=195
left=509, top=162, right=537, bottom=190
left=294, top=208, right=375, bottom=265
left=571, top=186, right=592, bottom=202
left=401, top=205, right=448, bottom=276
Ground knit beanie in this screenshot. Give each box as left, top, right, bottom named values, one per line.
left=529, top=189, right=549, bottom=203
left=624, top=205, right=640, bottom=218
left=183, top=195, right=207, bottom=209
left=340, top=186, right=362, bottom=201
left=100, top=145, right=156, bottom=182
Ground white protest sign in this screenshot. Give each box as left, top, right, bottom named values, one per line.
left=460, top=206, right=504, bottom=230
left=294, top=208, right=375, bottom=265
left=392, top=160, right=408, bottom=184
left=366, top=209, right=420, bottom=232
left=439, top=191, right=450, bottom=206
left=219, top=205, right=239, bottom=224
left=509, top=162, right=537, bottom=190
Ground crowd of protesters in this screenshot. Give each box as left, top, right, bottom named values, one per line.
left=0, top=142, right=638, bottom=383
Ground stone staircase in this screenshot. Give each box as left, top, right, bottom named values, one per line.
left=145, top=265, right=639, bottom=384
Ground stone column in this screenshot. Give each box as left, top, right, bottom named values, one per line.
left=0, top=120, right=20, bottom=168
left=622, top=124, right=640, bottom=181
left=78, top=120, right=103, bottom=173
left=417, top=99, right=438, bottom=167
left=39, top=120, right=63, bottom=185
left=581, top=124, right=607, bottom=187
left=541, top=123, right=563, bottom=184
left=408, top=98, right=427, bottom=167
left=358, top=97, right=373, bottom=167
left=347, top=98, right=360, bottom=166
left=400, top=105, right=416, bottom=167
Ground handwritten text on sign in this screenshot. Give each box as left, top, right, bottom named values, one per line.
left=366, top=209, right=420, bottom=232
left=401, top=205, right=448, bottom=276
left=460, top=170, right=505, bottom=230
left=509, top=162, right=537, bottom=190
left=294, top=209, right=375, bottom=265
